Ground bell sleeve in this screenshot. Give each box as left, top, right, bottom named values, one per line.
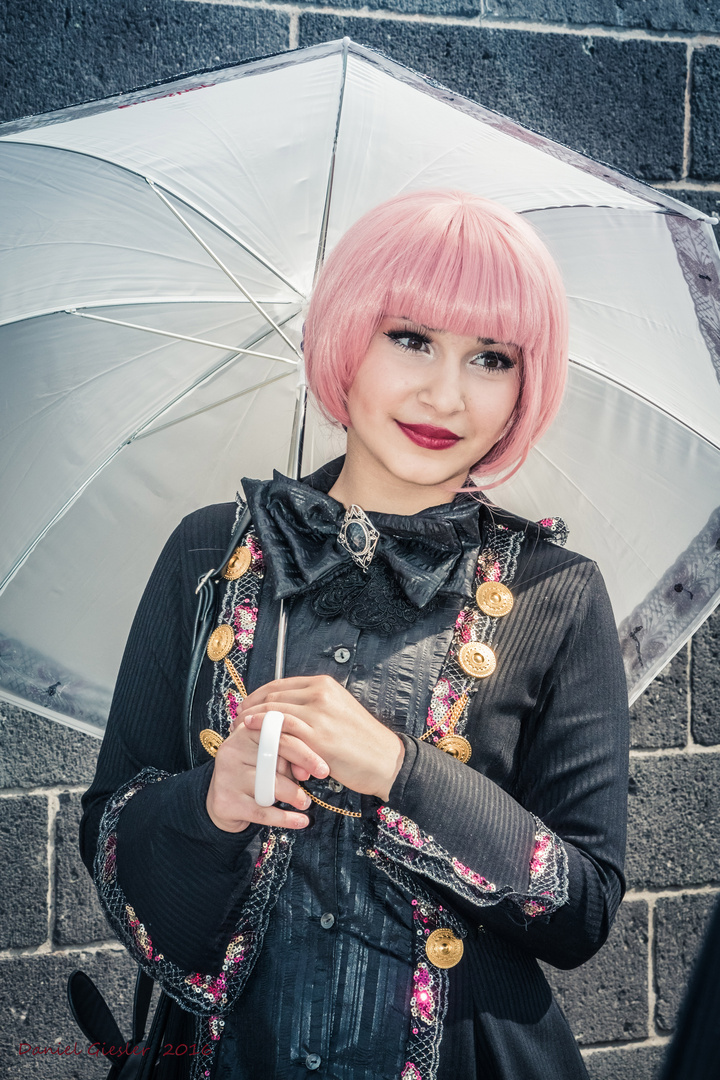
left=362, top=561, right=629, bottom=970
left=79, top=507, right=283, bottom=1015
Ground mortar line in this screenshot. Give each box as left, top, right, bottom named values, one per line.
left=682, top=43, right=693, bottom=179
left=172, top=0, right=720, bottom=44
left=46, top=793, right=59, bottom=950
left=0, top=783, right=90, bottom=798
left=629, top=743, right=720, bottom=757
left=647, top=896, right=658, bottom=1036
left=288, top=10, right=299, bottom=47
left=581, top=1034, right=671, bottom=1053
left=0, top=940, right=125, bottom=962
left=655, top=180, right=720, bottom=191
left=625, top=884, right=720, bottom=900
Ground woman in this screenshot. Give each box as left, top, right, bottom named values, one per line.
left=81, top=190, right=629, bottom=1080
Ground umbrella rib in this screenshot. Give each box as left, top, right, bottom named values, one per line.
left=0, top=316, right=299, bottom=598
left=3, top=138, right=305, bottom=297
left=313, top=36, right=350, bottom=284
left=567, top=355, right=720, bottom=452
left=65, top=308, right=298, bottom=366
left=148, top=180, right=304, bottom=361
left=131, top=369, right=294, bottom=440
left=0, top=296, right=299, bottom=330
left=147, top=181, right=304, bottom=298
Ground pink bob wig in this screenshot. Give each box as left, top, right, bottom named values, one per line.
left=303, top=189, right=569, bottom=486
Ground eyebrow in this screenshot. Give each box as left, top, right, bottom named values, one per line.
left=399, top=318, right=514, bottom=348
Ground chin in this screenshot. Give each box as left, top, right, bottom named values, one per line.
left=385, top=454, right=467, bottom=492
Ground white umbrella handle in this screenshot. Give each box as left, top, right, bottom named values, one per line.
left=254, top=711, right=284, bottom=806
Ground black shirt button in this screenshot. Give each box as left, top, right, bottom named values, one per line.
left=305, top=1053, right=322, bottom=1070
left=320, top=912, right=335, bottom=930
left=333, top=647, right=351, bottom=664
left=327, top=778, right=344, bottom=793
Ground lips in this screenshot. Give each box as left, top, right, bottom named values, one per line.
left=396, top=422, right=461, bottom=450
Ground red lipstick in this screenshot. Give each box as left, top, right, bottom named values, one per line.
left=396, top=422, right=461, bottom=450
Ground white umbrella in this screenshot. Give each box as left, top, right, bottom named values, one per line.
left=1, top=38, right=719, bottom=736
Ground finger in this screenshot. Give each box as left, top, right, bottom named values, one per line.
left=240, top=802, right=311, bottom=830
left=244, top=715, right=329, bottom=777
left=240, top=676, right=318, bottom=712
left=274, top=773, right=313, bottom=811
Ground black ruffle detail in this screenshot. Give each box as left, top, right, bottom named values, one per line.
left=309, top=558, right=438, bottom=635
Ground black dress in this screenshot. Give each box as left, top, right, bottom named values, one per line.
left=81, top=458, right=629, bottom=1080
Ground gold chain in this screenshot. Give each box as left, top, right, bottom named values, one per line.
left=299, top=785, right=362, bottom=818
left=419, top=692, right=468, bottom=742
left=224, top=657, right=247, bottom=698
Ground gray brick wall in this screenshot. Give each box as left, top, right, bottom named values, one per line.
left=1, top=1, right=719, bottom=1076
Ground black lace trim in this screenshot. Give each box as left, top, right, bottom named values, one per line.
left=309, top=558, right=439, bottom=634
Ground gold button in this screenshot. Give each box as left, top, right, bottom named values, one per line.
left=436, top=734, right=472, bottom=763
left=199, top=729, right=225, bottom=758
left=458, top=641, right=496, bottom=679
left=475, top=581, right=514, bottom=618
left=425, top=928, right=464, bottom=969
left=223, top=546, right=252, bottom=580
left=207, top=624, right=235, bottom=662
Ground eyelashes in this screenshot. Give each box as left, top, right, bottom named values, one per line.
left=471, top=351, right=516, bottom=372
left=384, top=328, right=432, bottom=351
left=384, top=328, right=517, bottom=372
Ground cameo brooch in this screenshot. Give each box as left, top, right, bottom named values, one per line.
left=338, top=504, right=380, bottom=571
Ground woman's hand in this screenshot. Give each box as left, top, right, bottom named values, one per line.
left=240, top=675, right=405, bottom=801
left=205, top=717, right=330, bottom=833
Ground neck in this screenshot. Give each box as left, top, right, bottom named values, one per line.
left=327, top=436, right=466, bottom=515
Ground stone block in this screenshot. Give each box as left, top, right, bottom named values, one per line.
left=689, top=46, right=720, bottom=182
left=541, top=900, right=648, bottom=1043
left=690, top=606, right=720, bottom=745
left=626, top=754, right=720, bottom=888
left=583, top=1043, right=666, bottom=1080
left=0, top=795, right=48, bottom=949
left=0, top=704, right=100, bottom=790
left=0, top=0, right=289, bottom=123
left=654, top=891, right=718, bottom=1031
left=483, top=0, right=720, bottom=33
left=630, top=646, right=687, bottom=750
left=298, top=18, right=686, bottom=181
left=0, top=949, right=136, bottom=1079
left=54, top=792, right=113, bottom=947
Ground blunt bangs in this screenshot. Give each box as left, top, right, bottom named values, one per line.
left=304, top=190, right=568, bottom=484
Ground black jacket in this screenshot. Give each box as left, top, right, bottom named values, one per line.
left=81, top=460, right=629, bottom=1079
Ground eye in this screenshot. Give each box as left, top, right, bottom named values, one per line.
left=385, top=329, right=432, bottom=352
left=471, top=350, right=516, bottom=372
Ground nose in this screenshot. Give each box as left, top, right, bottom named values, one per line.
left=417, top=352, right=465, bottom=415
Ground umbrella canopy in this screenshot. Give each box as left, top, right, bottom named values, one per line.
left=1, top=38, right=719, bottom=735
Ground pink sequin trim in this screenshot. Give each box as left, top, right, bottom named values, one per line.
left=126, top=905, right=157, bottom=961
left=425, top=678, right=462, bottom=737
left=233, top=602, right=258, bottom=653
left=378, top=807, right=425, bottom=849
left=530, top=832, right=552, bottom=876
left=225, top=688, right=242, bottom=722
left=411, top=963, right=438, bottom=1025
left=401, top=1063, right=423, bottom=1080
left=451, top=858, right=496, bottom=893
left=245, top=534, right=264, bottom=573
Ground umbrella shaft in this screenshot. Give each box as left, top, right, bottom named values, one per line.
left=274, top=381, right=308, bottom=679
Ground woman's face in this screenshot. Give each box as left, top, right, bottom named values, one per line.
left=343, top=316, right=521, bottom=508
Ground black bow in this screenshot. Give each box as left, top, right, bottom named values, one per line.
left=242, top=470, right=484, bottom=610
